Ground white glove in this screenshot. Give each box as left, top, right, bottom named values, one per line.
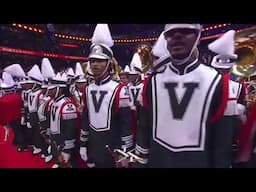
left=46, top=128, right=50, bottom=136
left=21, top=116, right=25, bottom=125
left=237, top=104, right=246, bottom=116
left=79, top=147, right=88, bottom=162
left=27, top=122, right=32, bottom=128
left=240, top=114, right=247, bottom=124
left=3, top=125, right=10, bottom=141
left=47, top=146, right=51, bottom=154
left=61, top=152, right=71, bottom=163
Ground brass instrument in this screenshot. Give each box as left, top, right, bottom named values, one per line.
left=246, top=82, right=256, bottom=109
left=81, top=61, right=93, bottom=82
left=137, top=44, right=154, bottom=74
left=111, top=57, right=121, bottom=81
left=81, top=61, right=88, bottom=75
left=230, top=45, right=256, bottom=78
left=229, top=42, right=256, bottom=108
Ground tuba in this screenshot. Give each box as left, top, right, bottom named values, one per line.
left=231, top=45, right=256, bottom=78
left=231, top=44, right=256, bottom=108
left=137, top=43, right=154, bottom=74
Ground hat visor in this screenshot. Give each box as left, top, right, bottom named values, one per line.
left=41, top=85, right=48, bottom=88
left=1, top=85, right=15, bottom=89
left=47, top=85, right=57, bottom=90
left=89, top=54, right=109, bottom=60
left=129, top=72, right=140, bottom=75
left=20, top=80, right=36, bottom=84
left=211, top=62, right=233, bottom=69
left=76, top=79, right=87, bottom=83
left=164, top=24, right=200, bottom=33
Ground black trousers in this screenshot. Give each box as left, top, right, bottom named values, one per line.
left=10, top=120, right=27, bottom=148
left=30, top=113, right=49, bottom=156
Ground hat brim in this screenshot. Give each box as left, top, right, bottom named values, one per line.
left=76, top=79, right=87, bottom=83
left=22, top=80, right=36, bottom=84
left=1, top=85, right=15, bottom=89
left=211, top=62, right=233, bottom=69
left=89, top=54, right=109, bottom=60
left=47, top=85, right=57, bottom=89
left=41, top=85, right=48, bottom=88
left=164, top=24, right=201, bottom=33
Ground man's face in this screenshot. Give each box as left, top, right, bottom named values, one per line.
left=129, top=74, right=139, bottom=83
left=164, top=28, right=199, bottom=60
left=119, top=73, right=129, bottom=84
left=23, top=83, right=34, bottom=90
left=47, top=87, right=56, bottom=98
left=41, top=87, right=47, bottom=95
left=90, top=58, right=109, bottom=77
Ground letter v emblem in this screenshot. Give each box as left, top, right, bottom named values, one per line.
left=90, top=90, right=108, bottom=113
left=164, top=82, right=199, bottom=119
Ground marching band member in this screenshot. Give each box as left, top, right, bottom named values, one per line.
left=49, top=72, right=79, bottom=168
left=208, top=30, right=246, bottom=166
left=79, top=24, right=133, bottom=168
left=135, top=24, right=232, bottom=168
left=26, top=65, right=48, bottom=156
left=73, top=62, right=87, bottom=114
left=37, top=58, right=56, bottom=163
left=119, top=65, right=130, bottom=84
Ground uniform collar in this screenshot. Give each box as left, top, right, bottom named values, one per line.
left=169, top=58, right=200, bottom=75
left=32, top=87, right=41, bottom=93
left=55, top=95, right=65, bottom=102
left=95, top=75, right=112, bottom=86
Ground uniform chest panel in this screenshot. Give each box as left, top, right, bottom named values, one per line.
left=152, top=64, right=221, bottom=152
left=128, top=83, right=144, bottom=106
left=87, top=80, right=119, bottom=131
left=38, top=96, right=50, bottom=122
left=50, top=98, right=67, bottom=134
left=28, top=90, right=41, bottom=112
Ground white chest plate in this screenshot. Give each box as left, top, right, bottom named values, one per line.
left=87, top=80, right=119, bottom=132
left=152, top=64, right=221, bottom=152
left=28, top=90, right=42, bottom=113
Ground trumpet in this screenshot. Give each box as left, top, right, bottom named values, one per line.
left=106, top=145, right=145, bottom=168
left=137, top=44, right=154, bottom=74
